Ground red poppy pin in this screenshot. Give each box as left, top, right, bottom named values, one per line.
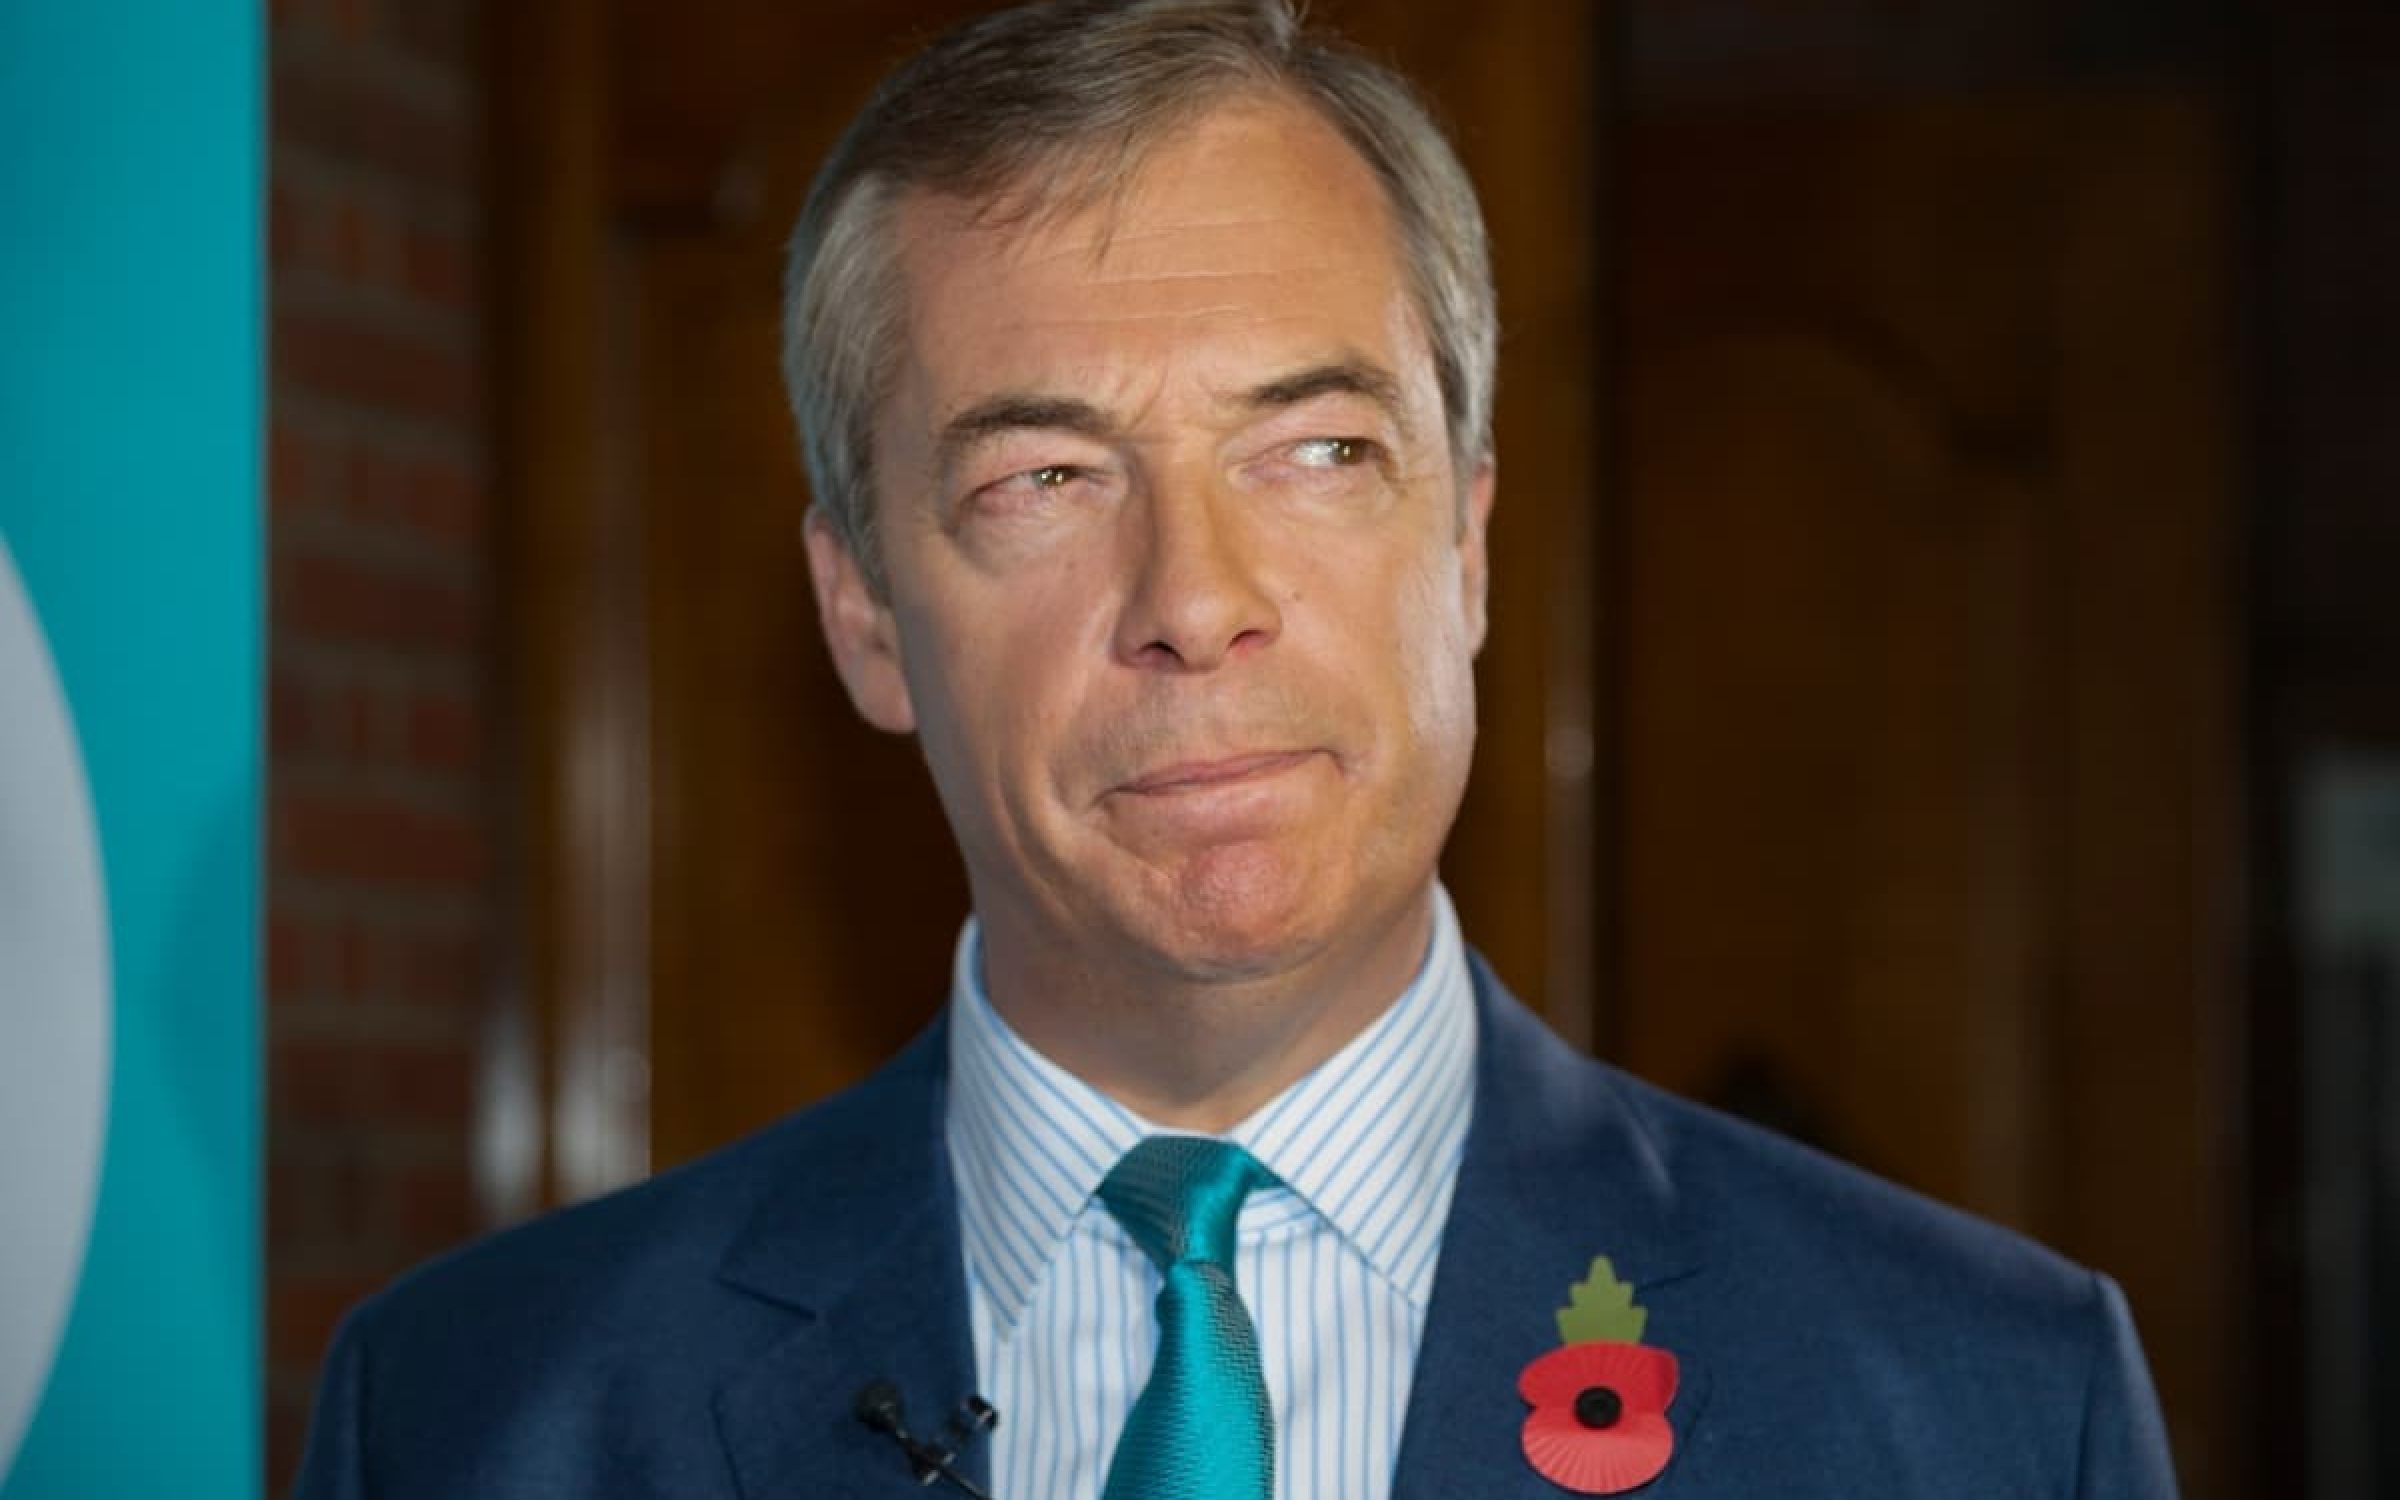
left=1517, top=1256, right=1680, bottom=1494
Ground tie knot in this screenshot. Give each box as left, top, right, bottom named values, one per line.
left=1097, top=1136, right=1273, bottom=1271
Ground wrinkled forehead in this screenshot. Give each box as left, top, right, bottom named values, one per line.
left=876, top=99, right=1433, bottom=415
left=900, top=97, right=1417, bottom=319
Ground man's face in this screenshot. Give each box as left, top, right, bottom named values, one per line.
left=809, top=94, right=1493, bottom=995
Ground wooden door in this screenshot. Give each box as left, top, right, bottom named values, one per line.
left=625, top=3, right=993, bottom=1169
left=638, top=237, right=972, bottom=1168
left=1613, top=91, right=2237, bottom=1491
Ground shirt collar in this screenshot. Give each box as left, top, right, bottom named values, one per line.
left=945, top=886, right=1478, bottom=1333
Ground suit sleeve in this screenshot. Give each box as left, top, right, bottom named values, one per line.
left=2074, top=1272, right=2180, bottom=1500
left=288, top=1307, right=374, bottom=1500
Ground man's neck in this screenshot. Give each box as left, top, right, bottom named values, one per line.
left=975, top=887, right=1437, bottom=1132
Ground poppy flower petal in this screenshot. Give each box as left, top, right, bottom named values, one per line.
left=1518, top=1341, right=1680, bottom=1409
left=1521, top=1408, right=1675, bottom=1493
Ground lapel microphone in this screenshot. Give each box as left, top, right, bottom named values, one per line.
left=852, top=1379, right=999, bottom=1498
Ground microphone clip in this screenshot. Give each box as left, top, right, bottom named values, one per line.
left=853, top=1379, right=999, bottom=1498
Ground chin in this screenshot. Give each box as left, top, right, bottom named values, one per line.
left=1121, top=840, right=1359, bottom=983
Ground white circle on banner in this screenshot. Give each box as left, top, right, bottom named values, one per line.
left=0, top=537, right=113, bottom=1479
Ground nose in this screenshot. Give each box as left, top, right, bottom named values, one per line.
left=1111, top=474, right=1282, bottom=673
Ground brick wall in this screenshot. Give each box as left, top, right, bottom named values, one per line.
left=264, top=0, right=491, bottom=1487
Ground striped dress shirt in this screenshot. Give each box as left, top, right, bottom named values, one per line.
left=944, top=886, right=1477, bottom=1500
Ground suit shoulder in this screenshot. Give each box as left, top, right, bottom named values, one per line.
left=1579, top=1060, right=2173, bottom=1492
left=292, top=1027, right=957, bottom=1497
left=1472, top=961, right=2108, bottom=1334
left=1594, top=1058, right=2106, bottom=1327
left=348, top=1120, right=762, bottom=1337
left=336, top=1026, right=941, bottom=1359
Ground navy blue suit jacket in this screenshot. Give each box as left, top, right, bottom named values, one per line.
left=293, top=959, right=2177, bottom=1497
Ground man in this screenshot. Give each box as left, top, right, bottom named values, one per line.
left=294, top=2, right=2178, bottom=1496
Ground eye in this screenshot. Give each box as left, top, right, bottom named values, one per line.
left=1288, top=436, right=1374, bottom=468
left=959, top=458, right=1117, bottom=526
left=972, top=462, right=1088, bottom=503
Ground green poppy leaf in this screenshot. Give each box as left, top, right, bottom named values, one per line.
left=1556, top=1255, right=1648, bottom=1346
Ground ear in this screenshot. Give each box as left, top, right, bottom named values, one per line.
left=803, top=507, right=917, bottom=734
left=1458, top=459, right=1496, bottom=655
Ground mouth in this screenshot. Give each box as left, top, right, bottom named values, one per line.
left=1115, top=749, right=1319, bottom=796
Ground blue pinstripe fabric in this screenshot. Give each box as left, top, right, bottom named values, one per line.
left=945, top=886, right=1476, bottom=1500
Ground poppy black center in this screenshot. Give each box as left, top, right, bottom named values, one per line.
left=1574, top=1385, right=1623, bottom=1429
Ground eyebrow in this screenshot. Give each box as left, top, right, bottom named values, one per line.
left=1240, top=360, right=1411, bottom=434
left=936, top=395, right=1117, bottom=478
left=931, top=358, right=1416, bottom=479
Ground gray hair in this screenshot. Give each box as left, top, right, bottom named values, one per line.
left=781, top=0, right=1496, bottom=592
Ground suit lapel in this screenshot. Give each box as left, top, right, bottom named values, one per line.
left=708, top=1019, right=990, bottom=1499
left=694, top=964, right=1721, bottom=1498
left=1393, top=961, right=1715, bottom=1498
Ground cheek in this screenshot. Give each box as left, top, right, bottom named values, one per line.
left=1383, top=546, right=1482, bottom=736
left=891, top=583, right=1098, bottom=792
left=887, top=595, right=995, bottom=774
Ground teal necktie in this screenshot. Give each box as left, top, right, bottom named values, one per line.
left=1098, top=1136, right=1276, bottom=1500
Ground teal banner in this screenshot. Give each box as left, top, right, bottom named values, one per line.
left=0, top=2, right=264, bottom=1497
